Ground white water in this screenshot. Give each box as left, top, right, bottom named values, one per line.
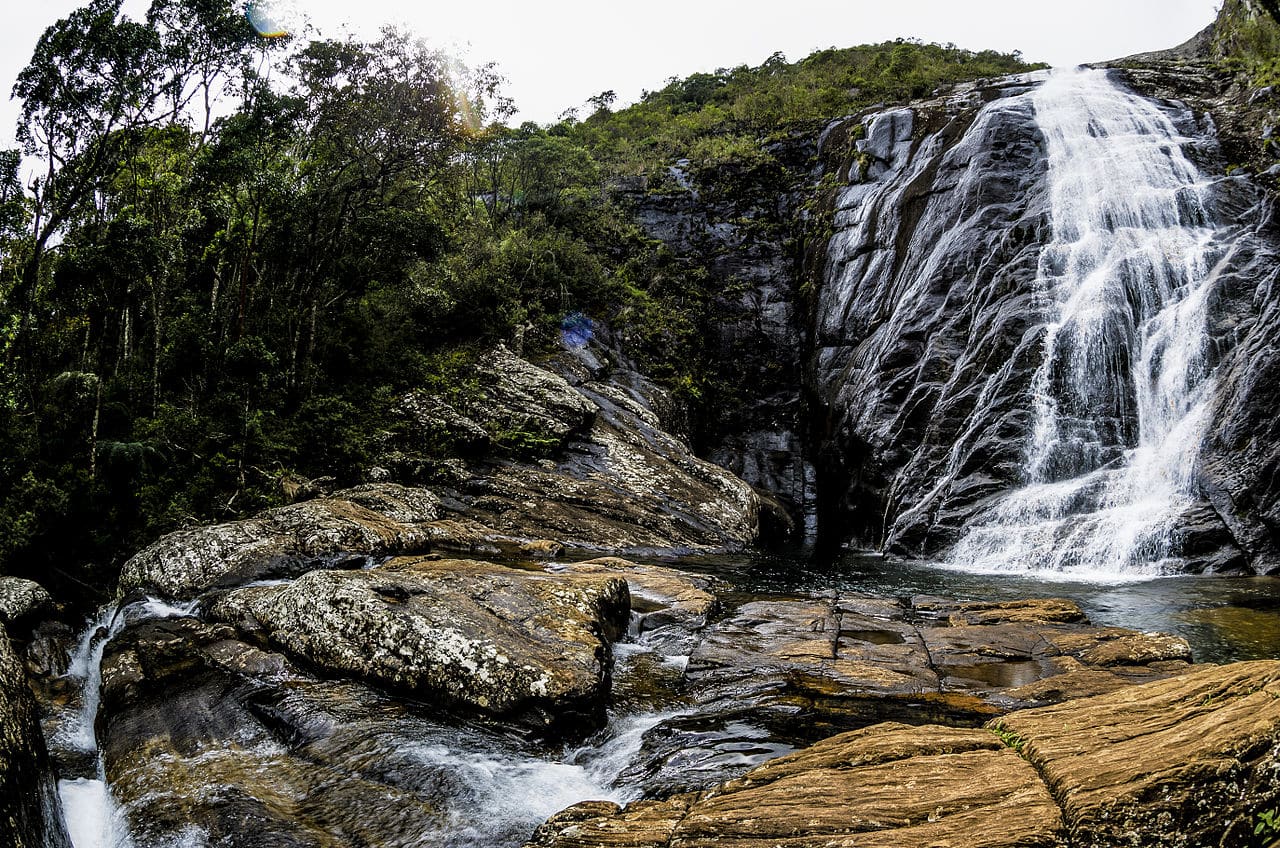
left=948, top=67, right=1221, bottom=579
left=57, top=598, right=199, bottom=848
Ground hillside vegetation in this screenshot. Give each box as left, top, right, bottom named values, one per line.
left=0, top=0, right=1038, bottom=603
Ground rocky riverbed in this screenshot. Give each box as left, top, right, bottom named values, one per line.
left=3, top=545, right=1279, bottom=848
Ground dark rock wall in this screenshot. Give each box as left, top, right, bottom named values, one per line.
left=810, top=77, right=1051, bottom=553
left=0, top=630, right=71, bottom=848
left=806, top=70, right=1280, bottom=570
left=618, top=141, right=819, bottom=534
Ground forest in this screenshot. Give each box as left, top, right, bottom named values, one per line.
left=0, top=0, right=1040, bottom=604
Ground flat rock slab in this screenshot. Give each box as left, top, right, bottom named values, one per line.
left=527, top=723, right=1066, bottom=848
left=209, top=557, right=630, bottom=731
left=687, top=593, right=1193, bottom=722
left=619, top=594, right=1196, bottom=797
left=529, top=661, right=1280, bottom=848
left=992, top=660, right=1280, bottom=847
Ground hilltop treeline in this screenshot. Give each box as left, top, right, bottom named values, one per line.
left=0, top=0, right=1038, bottom=602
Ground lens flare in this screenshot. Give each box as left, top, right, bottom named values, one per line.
left=455, top=89, right=481, bottom=134
left=560, top=312, right=594, bottom=350
left=245, top=0, right=291, bottom=37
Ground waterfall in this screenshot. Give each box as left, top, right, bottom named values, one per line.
left=57, top=598, right=198, bottom=848
left=947, top=67, right=1220, bottom=579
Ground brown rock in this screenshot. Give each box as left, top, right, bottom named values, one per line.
left=531, top=661, right=1280, bottom=848
left=991, top=660, right=1280, bottom=847
left=526, top=723, right=1066, bottom=848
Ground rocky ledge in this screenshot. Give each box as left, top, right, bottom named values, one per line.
left=207, top=557, right=629, bottom=731
left=618, top=591, right=1196, bottom=796
left=120, top=347, right=767, bottom=601
left=528, top=661, right=1280, bottom=848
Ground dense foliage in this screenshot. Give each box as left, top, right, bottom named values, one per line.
left=0, top=0, right=1038, bottom=603
left=1216, top=0, right=1280, bottom=85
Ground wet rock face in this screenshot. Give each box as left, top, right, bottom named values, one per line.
left=809, top=69, right=1280, bottom=572
left=618, top=140, right=817, bottom=523
left=98, top=616, right=463, bottom=848
left=812, top=77, right=1051, bottom=552
left=0, top=629, right=71, bottom=848
left=615, top=593, right=1194, bottom=798
left=528, top=662, right=1280, bottom=848
left=1106, top=69, right=1280, bottom=575
left=209, top=557, right=630, bottom=732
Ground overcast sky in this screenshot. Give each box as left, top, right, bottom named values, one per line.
left=2, top=0, right=1222, bottom=148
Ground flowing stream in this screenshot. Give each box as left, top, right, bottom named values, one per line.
left=51, top=596, right=684, bottom=848
left=948, top=67, right=1221, bottom=579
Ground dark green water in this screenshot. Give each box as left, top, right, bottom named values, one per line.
left=658, top=550, right=1280, bottom=666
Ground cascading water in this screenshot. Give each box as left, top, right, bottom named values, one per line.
left=56, top=598, right=198, bottom=848
left=947, top=67, right=1221, bottom=579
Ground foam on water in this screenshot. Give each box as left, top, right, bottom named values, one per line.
left=946, top=67, right=1222, bottom=579
left=58, top=598, right=198, bottom=847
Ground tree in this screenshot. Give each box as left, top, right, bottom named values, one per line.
left=587, top=90, right=617, bottom=115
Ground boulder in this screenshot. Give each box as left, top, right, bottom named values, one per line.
left=118, top=483, right=443, bottom=598
left=98, top=616, right=452, bottom=848
left=442, top=372, right=761, bottom=554
left=0, top=630, right=71, bottom=848
left=547, top=558, right=718, bottom=651
left=0, top=578, right=55, bottom=634
left=208, top=557, right=630, bottom=732
left=470, top=345, right=597, bottom=451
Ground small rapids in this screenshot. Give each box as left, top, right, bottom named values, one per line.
left=50, top=592, right=687, bottom=848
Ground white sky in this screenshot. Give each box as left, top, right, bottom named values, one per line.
left=2, top=0, right=1222, bottom=148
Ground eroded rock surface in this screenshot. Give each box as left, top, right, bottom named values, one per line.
left=992, top=660, right=1280, bottom=848
left=528, top=723, right=1065, bottom=848
left=0, top=628, right=70, bottom=848
left=528, top=661, right=1280, bottom=848
left=619, top=594, right=1194, bottom=796
left=208, top=557, right=630, bottom=731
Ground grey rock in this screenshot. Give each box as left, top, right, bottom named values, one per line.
left=118, top=483, right=443, bottom=598
left=0, top=628, right=71, bottom=848
left=470, top=344, right=596, bottom=451
left=208, top=557, right=630, bottom=731
left=437, top=357, right=763, bottom=555
left=0, top=578, right=54, bottom=634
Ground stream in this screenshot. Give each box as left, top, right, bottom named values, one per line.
left=47, top=548, right=1280, bottom=848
